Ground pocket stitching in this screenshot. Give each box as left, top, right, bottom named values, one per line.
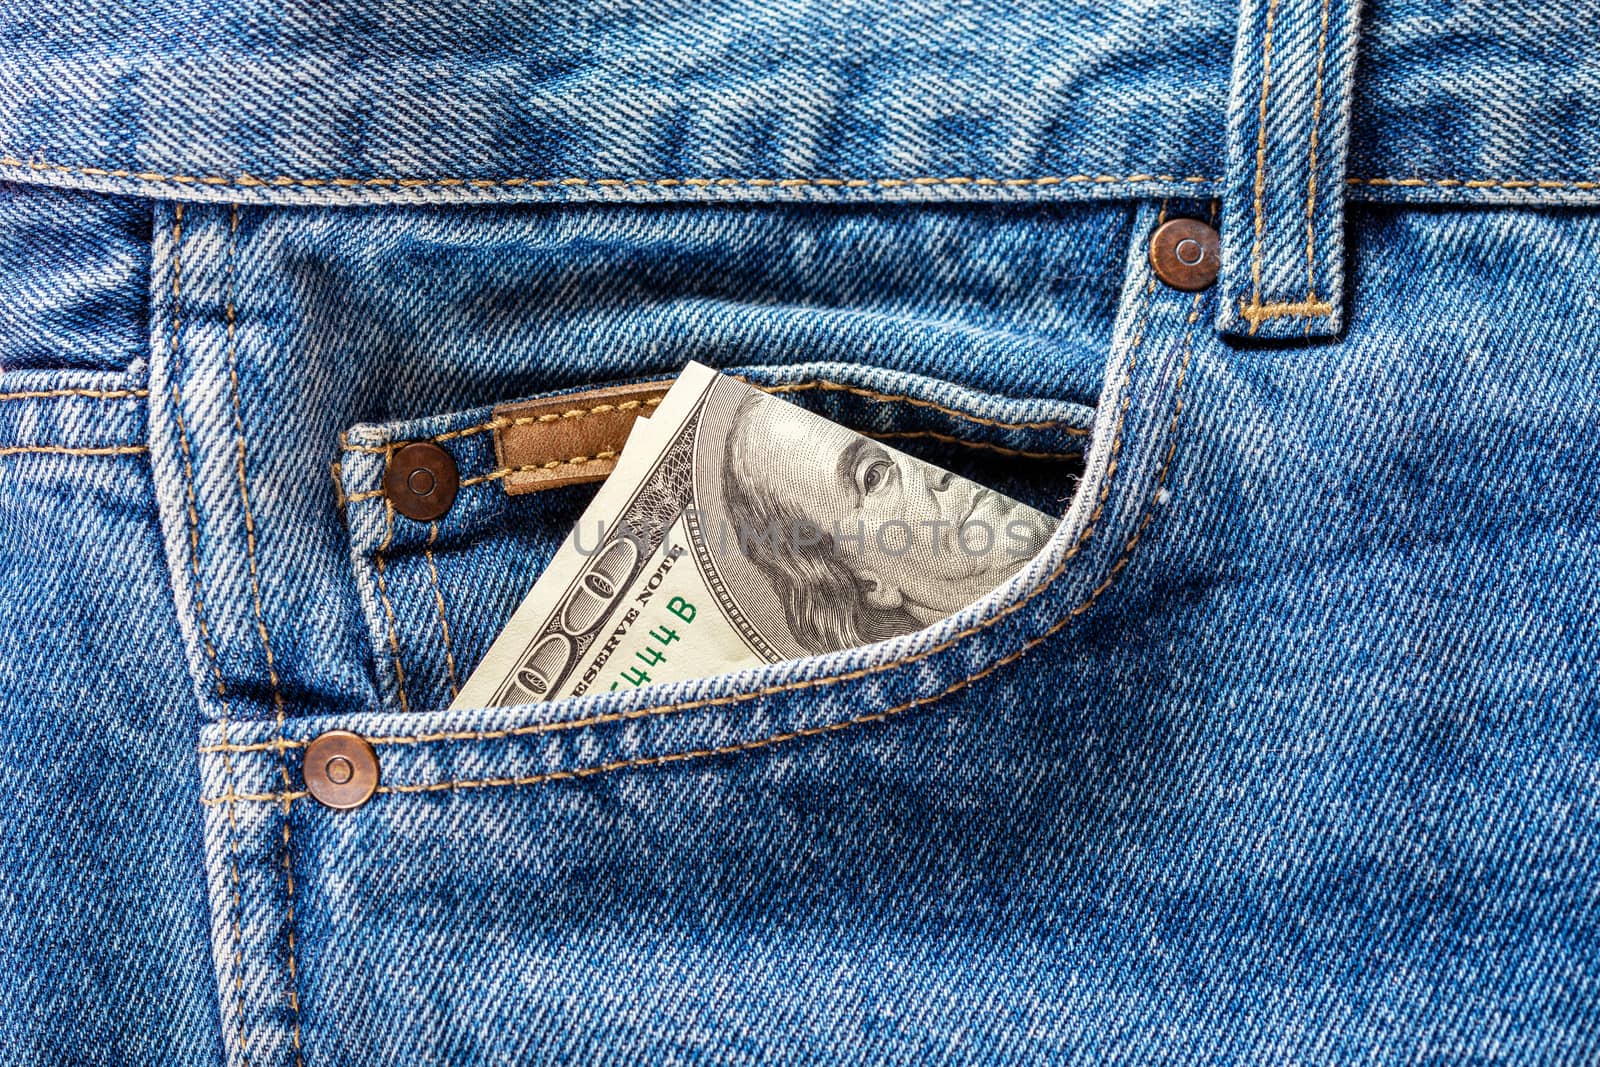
left=0, top=387, right=148, bottom=401
left=424, top=523, right=463, bottom=703
left=372, top=495, right=414, bottom=714
left=201, top=275, right=1199, bottom=797
left=202, top=227, right=1193, bottom=779
left=338, top=379, right=1086, bottom=455
left=168, top=203, right=255, bottom=1064
left=376, top=302, right=1199, bottom=796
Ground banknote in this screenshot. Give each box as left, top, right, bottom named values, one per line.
left=451, top=362, right=1054, bottom=708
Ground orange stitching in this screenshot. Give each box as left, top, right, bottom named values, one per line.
left=424, top=524, right=461, bottom=701
left=329, top=460, right=347, bottom=509
left=339, top=380, right=1083, bottom=457
left=439, top=396, right=664, bottom=444
left=223, top=205, right=303, bottom=1067
left=1247, top=0, right=1282, bottom=336
left=460, top=453, right=618, bottom=488
left=373, top=493, right=412, bottom=714
left=201, top=198, right=1171, bottom=767
left=5, top=154, right=1595, bottom=198
left=336, top=397, right=663, bottom=453
left=1304, top=0, right=1334, bottom=336
left=0, top=444, right=145, bottom=456
left=201, top=210, right=1200, bottom=802
left=0, top=387, right=148, bottom=402
left=1347, top=177, right=1600, bottom=191
left=170, top=204, right=253, bottom=1067
left=0, top=157, right=1215, bottom=191
left=1238, top=296, right=1335, bottom=327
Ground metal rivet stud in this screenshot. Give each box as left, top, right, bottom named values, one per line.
left=384, top=441, right=459, bottom=522
left=1149, top=218, right=1222, bottom=291
left=303, top=730, right=380, bottom=810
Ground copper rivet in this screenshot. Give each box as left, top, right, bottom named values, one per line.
left=303, top=730, right=380, bottom=811
left=384, top=441, right=459, bottom=522
left=1149, top=218, right=1222, bottom=291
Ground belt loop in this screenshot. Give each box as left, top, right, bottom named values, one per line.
left=1217, top=0, right=1364, bottom=339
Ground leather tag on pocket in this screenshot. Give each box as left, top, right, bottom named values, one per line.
left=492, top=380, right=670, bottom=494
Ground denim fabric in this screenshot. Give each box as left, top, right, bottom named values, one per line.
left=0, top=182, right=150, bottom=371
left=1217, top=0, right=1362, bottom=337
left=2, top=1, right=1600, bottom=209
left=2, top=1, right=1600, bottom=1065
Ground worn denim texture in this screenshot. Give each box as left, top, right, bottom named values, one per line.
left=2, top=0, right=1599, bottom=1064
left=3, top=0, right=1600, bottom=208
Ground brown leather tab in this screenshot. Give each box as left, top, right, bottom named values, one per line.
left=492, top=380, right=670, bottom=494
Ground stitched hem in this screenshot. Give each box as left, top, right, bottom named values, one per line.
left=0, top=444, right=146, bottom=456
left=0, top=157, right=1214, bottom=191
left=0, top=387, right=148, bottom=402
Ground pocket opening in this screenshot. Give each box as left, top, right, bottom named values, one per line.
left=336, top=360, right=1095, bottom=716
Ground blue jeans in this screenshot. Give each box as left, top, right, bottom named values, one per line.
left=1, top=0, right=1597, bottom=1062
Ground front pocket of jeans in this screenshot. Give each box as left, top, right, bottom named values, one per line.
left=334, top=360, right=1096, bottom=716
left=199, top=200, right=1210, bottom=1063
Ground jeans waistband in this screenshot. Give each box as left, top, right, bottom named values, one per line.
left=0, top=0, right=1595, bottom=214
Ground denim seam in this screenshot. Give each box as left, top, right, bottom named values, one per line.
left=197, top=202, right=1176, bottom=785
left=341, top=431, right=1082, bottom=504
left=373, top=493, right=413, bottom=714
left=5, top=154, right=1599, bottom=199
left=222, top=204, right=306, bottom=1067
left=330, top=459, right=347, bottom=509
left=0, top=443, right=146, bottom=456
left=202, top=269, right=1197, bottom=802
left=424, top=524, right=462, bottom=702
left=0, top=388, right=148, bottom=401
left=366, top=284, right=1203, bottom=799
left=1246, top=0, right=1280, bottom=322
left=1304, top=0, right=1333, bottom=334
left=168, top=203, right=253, bottom=1067
left=338, top=381, right=1084, bottom=456
left=1347, top=177, right=1600, bottom=190
left=0, top=156, right=1215, bottom=190
left=1238, top=0, right=1341, bottom=334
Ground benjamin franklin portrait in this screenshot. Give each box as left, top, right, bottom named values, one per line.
left=720, top=390, right=1054, bottom=656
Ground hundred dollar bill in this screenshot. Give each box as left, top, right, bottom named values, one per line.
left=451, top=362, right=1055, bottom=708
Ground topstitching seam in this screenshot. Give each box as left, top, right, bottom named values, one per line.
left=368, top=278, right=1206, bottom=800
left=338, top=381, right=1085, bottom=455
left=222, top=204, right=305, bottom=1067
left=0, top=159, right=1213, bottom=190
left=169, top=204, right=253, bottom=1067
left=197, top=202, right=1173, bottom=785
left=1304, top=0, right=1334, bottom=327
left=1237, top=0, right=1340, bottom=332
left=0, top=444, right=146, bottom=456
left=1246, top=0, right=1281, bottom=326
left=203, top=233, right=1198, bottom=804
left=0, top=388, right=148, bottom=402
left=0, top=156, right=1594, bottom=194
